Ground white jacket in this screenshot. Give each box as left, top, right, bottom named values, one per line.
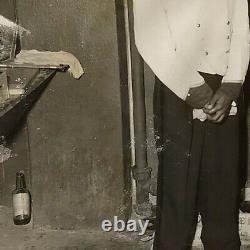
left=133, top=0, right=250, bottom=100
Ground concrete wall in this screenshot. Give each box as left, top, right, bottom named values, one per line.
left=144, top=65, right=158, bottom=196
left=1, top=0, right=15, bottom=20
left=0, top=0, right=131, bottom=229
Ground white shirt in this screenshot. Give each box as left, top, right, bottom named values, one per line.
left=133, top=0, right=250, bottom=100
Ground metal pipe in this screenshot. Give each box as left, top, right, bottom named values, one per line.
left=127, top=0, right=152, bottom=216
left=0, top=63, right=69, bottom=71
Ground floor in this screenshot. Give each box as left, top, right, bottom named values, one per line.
left=1, top=227, right=250, bottom=250
left=0, top=205, right=150, bottom=250
left=0, top=227, right=151, bottom=250
left=1, top=205, right=250, bottom=250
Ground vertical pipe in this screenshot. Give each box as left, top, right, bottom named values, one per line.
left=126, top=0, right=152, bottom=216
left=123, top=0, right=137, bottom=210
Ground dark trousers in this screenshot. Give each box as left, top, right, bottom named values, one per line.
left=153, top=74, right=241, bottom=250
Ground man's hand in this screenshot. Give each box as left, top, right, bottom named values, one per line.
left=186, top=83, right=213, bottom=109
left=203, top=89, right=233, bottom=123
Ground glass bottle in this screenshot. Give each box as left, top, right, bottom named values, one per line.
left=12, top=171, right=31, bottom=225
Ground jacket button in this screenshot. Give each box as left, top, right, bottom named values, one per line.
left=205, top=51, right=209, bottom=56
left=197, top=23, right=201, bottom=28
left=227, top=35, right=230, bottom=39
left=227, top=21, right=230, bottom=25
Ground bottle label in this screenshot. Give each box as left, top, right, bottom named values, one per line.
left=13, top=193, right=30, bottom=216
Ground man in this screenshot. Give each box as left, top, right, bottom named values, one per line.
left=133, top=0, right=250, bottom=249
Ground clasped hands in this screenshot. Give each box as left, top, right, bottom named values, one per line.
left=186, top=82, right=240, bottom=123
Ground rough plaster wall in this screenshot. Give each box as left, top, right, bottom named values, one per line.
left=1, top=0, right=15, bottom=20
left=144, top=65, right=158, bottom=196
left=15, top=0, right=130, bottom=229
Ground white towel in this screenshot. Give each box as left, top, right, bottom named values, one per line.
left=193, top=101, right=237, bottom=121
left=15, top=50, right=84, bottom=79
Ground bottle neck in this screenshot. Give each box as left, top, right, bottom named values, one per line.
left=16, top=172, right=26, bottom=189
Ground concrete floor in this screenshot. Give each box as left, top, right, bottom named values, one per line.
left=0, top=205, right=150, bottom=250
left=0, top=227, right=151, bottom=250
left=1, top=226, right=250, bottom=250
left=1, top=205, right=250, bottom=250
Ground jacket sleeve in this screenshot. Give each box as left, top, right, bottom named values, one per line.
left=222, top=0, right=250, bottom=84
left=133, top=0, right=205, bottom=100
